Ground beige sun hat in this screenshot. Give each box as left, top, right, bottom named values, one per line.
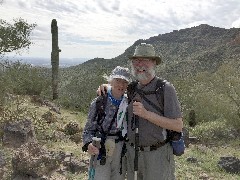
left=129, top=43, right=162, bottom=65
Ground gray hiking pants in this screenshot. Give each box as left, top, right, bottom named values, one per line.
left=126, top=142, right=175, bottom=180
left=92, top=139, right=126, bottom=180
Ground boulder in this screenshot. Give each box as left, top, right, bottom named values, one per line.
left=12, top=142, right=63, bottom=179
left=218, top=156, right=240, bottom=174
left=2, top=119, right=36, bottom=148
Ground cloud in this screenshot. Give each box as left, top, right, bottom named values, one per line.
left=232, top=18, right=240, bottom=28
left=1, top=0, right=240, bottom=59
left=96, top=0, right=121, bottom=13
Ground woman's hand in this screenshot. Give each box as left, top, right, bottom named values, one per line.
left=87, top=143, right=100, bottom=155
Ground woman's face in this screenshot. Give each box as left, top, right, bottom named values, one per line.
left=110, top=78, right=128, bottom=99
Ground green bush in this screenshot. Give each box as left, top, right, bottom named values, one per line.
left=0, top=60, right=51, bottom=97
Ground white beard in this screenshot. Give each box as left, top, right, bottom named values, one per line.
left=131, top=64, right=155, bottom=81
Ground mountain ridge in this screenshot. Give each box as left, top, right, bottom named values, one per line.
left=59, top=24, right=240, bottom=110
left=76, top=24, right=240, bottom=77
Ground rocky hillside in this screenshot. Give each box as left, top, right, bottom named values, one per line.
left=0, top=95, right=239, bottom=179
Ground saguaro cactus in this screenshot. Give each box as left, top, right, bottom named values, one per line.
left=51, top=19, right=61, bottom=100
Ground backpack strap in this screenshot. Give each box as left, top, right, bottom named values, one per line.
left=127, top=78, right=166, bottom=130
left=137, top=92, right=163, bottom=114
left=82, top=94, right=107, bottom=152
left=133, top=78, right=166, bottom=115
left=155, top=78, right=166, bottom=115
left=95, top=92, right=108, bottom=126
left=127, top=80, right=138, bottom=104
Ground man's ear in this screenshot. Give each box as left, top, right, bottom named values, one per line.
left=153, top=59, right=157, bottom=65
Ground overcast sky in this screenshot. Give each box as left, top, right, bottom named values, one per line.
left=1, top=0, right=240, bottom=60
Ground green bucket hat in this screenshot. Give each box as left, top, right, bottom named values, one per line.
left=129, top=43, right=162, bottom=65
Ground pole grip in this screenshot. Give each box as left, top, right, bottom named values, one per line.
left=89, top=137, right=101, bottom=168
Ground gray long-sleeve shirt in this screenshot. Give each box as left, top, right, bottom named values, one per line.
left=127, top=77, right=182, bottom=147
left=82, top=97, right=120, bottom=146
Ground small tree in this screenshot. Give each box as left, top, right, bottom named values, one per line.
left=0, top=18, right=36, bottom=55
left=0, top=60, right=51, bottom=105
left=211, top=63, right=240, bottom=129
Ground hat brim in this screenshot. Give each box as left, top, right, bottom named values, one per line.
left=128, top=56, right=162, bottom=65
left=110, top=75, right=130, bottom=82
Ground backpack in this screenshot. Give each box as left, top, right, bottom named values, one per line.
left=127, top=78, right=185, bottom=156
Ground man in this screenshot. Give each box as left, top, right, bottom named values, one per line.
left=99, top=43, right=183, bottom=180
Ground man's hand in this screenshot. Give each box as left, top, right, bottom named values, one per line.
left=88, top=143, right=100, bottom=155
left=133, top=101, right=148, bottom=119
left=96, top=84, right=109, bottom=96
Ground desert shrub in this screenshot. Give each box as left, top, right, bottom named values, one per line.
left=0, top=95, right=36, bottom=139
left=174, top=64, right=240, bottom=131
left=0, top=95, right=57, bottom=141
left=0, top=60, right=51, bottom=97
left=189, top=118, right=240, bottom=145
left=58, top=70, right=105, bottom=112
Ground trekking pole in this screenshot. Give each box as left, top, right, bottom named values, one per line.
left=134, top=113, right=139, bottom=180
left=88, top=136, right=101, bottom=180
left=133, top=99, right=140, bottom=180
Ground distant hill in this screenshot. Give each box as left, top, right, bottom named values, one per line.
left=58, top=24, right=240, bottom=111
left=2, top=56, right=88, bottom=68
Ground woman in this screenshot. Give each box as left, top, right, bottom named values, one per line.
left=82, top=66, right=130, bottom=180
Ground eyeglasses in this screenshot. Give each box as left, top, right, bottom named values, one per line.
left=132, top=58, right=153, bottom=64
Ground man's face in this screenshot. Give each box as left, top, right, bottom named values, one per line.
left=131, top=58, right=156, bottom=81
